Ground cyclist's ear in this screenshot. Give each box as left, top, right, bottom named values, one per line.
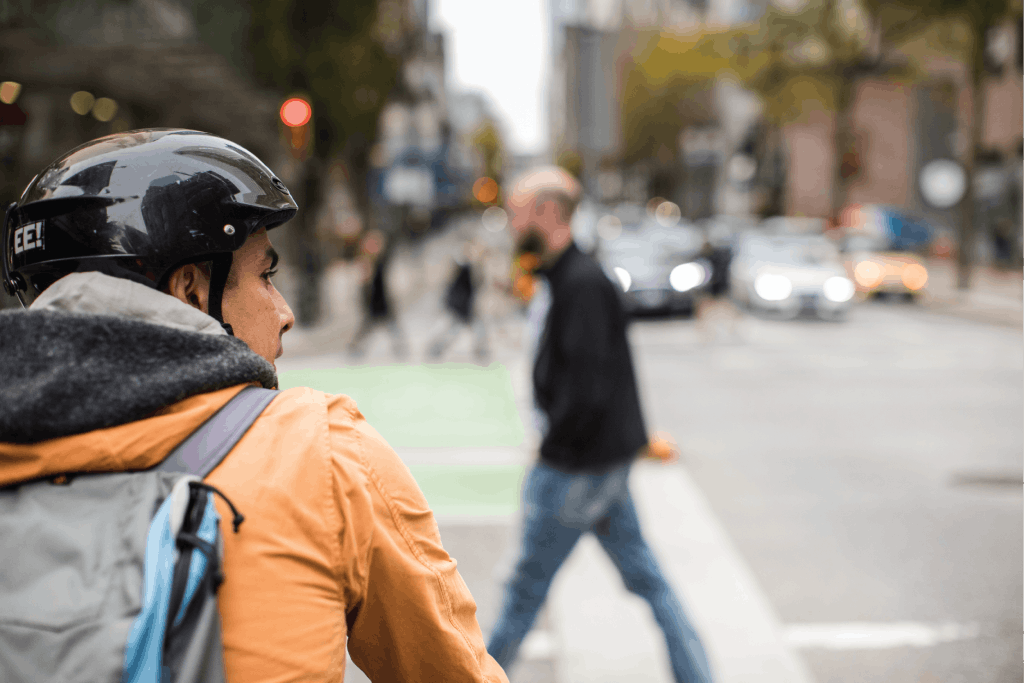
left=165, top=263, right=211, bottom=313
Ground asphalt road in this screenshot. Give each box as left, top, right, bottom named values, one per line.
left=631, top=301, right=1022, bottom=683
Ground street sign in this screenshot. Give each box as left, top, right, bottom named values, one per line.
left=919, top=159, right=966, bottom=209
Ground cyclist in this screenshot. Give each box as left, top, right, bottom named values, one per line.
left=0, top=129, right=507, bottom=683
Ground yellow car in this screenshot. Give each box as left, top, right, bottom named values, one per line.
left=841, top=233, right=928, bottom=299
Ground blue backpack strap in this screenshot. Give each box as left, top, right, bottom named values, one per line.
left=156, top=387, right=279, bottom=478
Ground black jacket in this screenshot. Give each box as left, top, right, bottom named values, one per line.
left=533, top=243, right=648, bottom=473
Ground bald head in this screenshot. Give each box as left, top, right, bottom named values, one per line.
left=509, top=166, right=581, bottom=219
left=506, top=166, right=581, bottom=264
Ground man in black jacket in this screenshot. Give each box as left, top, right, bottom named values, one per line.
left=486, top=168, right=714, bottom=683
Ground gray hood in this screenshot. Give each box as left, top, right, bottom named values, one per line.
left=0, top=273, right=276, bottom=444
left=32, top=272, right=229, bottom=337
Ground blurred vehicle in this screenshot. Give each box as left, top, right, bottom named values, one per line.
left=760, top=215, right=827, bottom=235
left=597, top=221, right=708, bottom=315
left=702, top=214, right=758, bottom=245
left=837, top=204, right=935, bottom=251
left=730, top=233, right=855, bottom=320
left=840, top=232, right=929, bottom=300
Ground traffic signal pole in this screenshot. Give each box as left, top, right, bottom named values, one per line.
left=958, top=35, right=987, bottom=291
left=279, top=96, right=323, bottom=326
left=294, top=161, right=324, bottom=327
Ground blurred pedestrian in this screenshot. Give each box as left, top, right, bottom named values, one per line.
left=348, top=230, right=407, bottom=358
left=695, top=237, right=742, bottom=344
left=427, top=238, right=490, bottom=361
left=0, top=130, right=508, bottom=683
left=487, top=167, right=715, bottom=683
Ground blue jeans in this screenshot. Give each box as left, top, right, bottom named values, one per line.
left=487, top=461, right=714, bottom=683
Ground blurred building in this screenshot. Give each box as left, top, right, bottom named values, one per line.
left=369, top=1, right=468, bottom=236
left=0, top=0, right=287, bottom=309
left=548, top=0, right=764, bottom=214
left=783, top=25, right=1022, bottom=255
left=0, top=0, right=282, bottom=206
left=550, top=0, right=1022, bottom=257
left=447, top=90, right=506, bottom=186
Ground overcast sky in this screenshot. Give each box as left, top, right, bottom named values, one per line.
left=432, top=0, right=550, bottom=155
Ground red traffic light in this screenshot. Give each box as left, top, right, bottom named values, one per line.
left=280, top=97, right=312, bottom=127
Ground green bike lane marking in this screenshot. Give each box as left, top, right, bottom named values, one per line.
left=279, top=363, right=527, bottom=516
left=406, top=464, right=525, bottom=517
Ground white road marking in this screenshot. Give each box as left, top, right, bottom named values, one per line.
left=521, top=629, right=559, bottom=661
left=783, top=622, right=980, bottom=650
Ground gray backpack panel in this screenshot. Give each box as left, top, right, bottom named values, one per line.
left=0, top=387, right=278, bottom=683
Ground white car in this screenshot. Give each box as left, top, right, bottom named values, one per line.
left=730, top=233, right=856, bottom=320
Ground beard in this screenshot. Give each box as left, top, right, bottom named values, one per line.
left=514, top=227, right=547, bottom=262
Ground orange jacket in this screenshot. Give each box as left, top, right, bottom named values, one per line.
left=0, top=384, right=509, bottom=683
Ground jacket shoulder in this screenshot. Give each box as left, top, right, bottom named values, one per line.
left=559, top=250, right=612, bottom=288
left=556, top=252, right=619, bottom=308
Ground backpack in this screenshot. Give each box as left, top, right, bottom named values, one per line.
left=0, top=386, right=278, bottom=683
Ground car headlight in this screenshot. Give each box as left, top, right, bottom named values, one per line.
left=822, top=276, right=855, bottom=303
left=854, top=261, right=882, bottom=287
left=901, top=263, right=928, bottom=290
left=669, top=262, right=706, bottom=292
left=754, top=273, right=792, bottom=301
left=612, top=266, right=632, bottom=292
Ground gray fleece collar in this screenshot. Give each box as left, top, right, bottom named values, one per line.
left=32, top=272, right=228, bottom=337
left=0, top=274, right=276, bottom=444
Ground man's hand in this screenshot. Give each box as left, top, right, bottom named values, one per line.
left=641, top=432, right=679, bottom=463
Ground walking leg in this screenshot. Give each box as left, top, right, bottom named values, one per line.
left=595, top=491, right=714, bottom=683
left=427, top=314, right=461, bottom=359
left=387, top=317, right=408, bottom=358
left=472, top=316, right=490, bottom=360
left=348, top=317, right=374, bottom=356
left=487, top=470, right=584, bottom=672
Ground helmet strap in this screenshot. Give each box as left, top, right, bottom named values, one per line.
left=207, top=252, right=234, bottom=336
left=2, top=202, right=27, bottom=307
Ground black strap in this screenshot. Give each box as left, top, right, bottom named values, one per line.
left=207, top=252, right=234, bottom=336
left=155, top=386, right=278, bottom=478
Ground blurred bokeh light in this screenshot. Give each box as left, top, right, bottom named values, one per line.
left=280, top=97, right=312, bottom=128
left=69, top=91, right=95, bottom=116
left=473, top=176, right=499, bottom=203
left=0, top=81, right=20, bottom=105
left=91, top=97, right=118, bottom=122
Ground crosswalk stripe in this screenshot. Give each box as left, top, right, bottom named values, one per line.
left=783, top=622, right=980, bottom=650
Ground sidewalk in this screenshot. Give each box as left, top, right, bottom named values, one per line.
left=920, top=259, right=1022, bottom=329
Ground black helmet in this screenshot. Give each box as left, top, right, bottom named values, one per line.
left=2, top=129, right=297, bottom=330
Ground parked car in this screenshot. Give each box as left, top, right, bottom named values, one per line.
left=840, top=232, right=929, bottom=300
left=597, top=221, right=708, bottom=315
left=730, top=233, right=855, bottom=320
